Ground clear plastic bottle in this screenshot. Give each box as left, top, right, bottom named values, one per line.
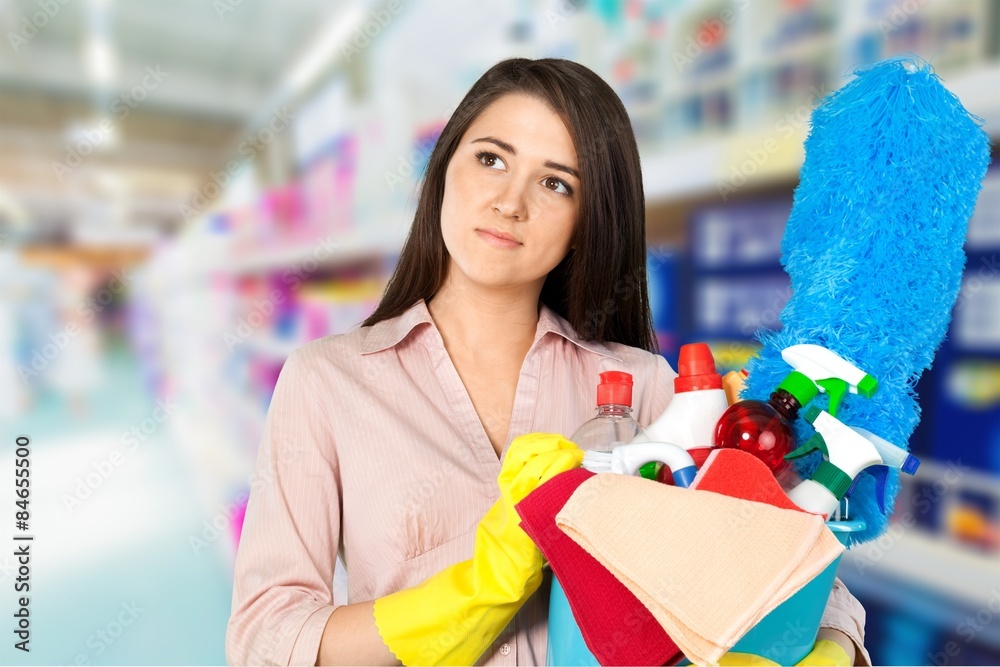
left=571, top=371, right=650, bottom=457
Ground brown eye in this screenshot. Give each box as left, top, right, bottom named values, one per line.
left=543, top=176, right=572, bottom=196
left=475, top=150, right=505, bottom=170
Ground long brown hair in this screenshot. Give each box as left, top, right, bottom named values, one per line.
left=361, top=57, right=657, bottom=353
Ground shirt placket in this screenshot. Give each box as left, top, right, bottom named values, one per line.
left=481, top=616, right=518, bottom=666
left=428, top=331, right=545, bottom=665
left=423, top=334, right=498, bottom=484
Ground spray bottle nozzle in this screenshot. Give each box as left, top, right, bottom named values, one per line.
left=781, top=344, right=879, bottom=416
left=843, top=427, right=922, bottom=514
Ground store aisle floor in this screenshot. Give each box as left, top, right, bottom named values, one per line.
left=0, top=339, right=232, bottom=665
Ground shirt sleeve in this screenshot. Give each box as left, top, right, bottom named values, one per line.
left=819, top=577, right=872, bottom=666
left=226, top=348, right=341, bottom=666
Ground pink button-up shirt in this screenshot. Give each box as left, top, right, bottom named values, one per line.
left=226, top=298, right=871, bottom=666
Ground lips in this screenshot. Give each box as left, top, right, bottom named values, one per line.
left=478, top=227, right=521, bottom=244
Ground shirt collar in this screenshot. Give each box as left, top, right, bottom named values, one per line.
left=360, top=298, right=623, bottom=362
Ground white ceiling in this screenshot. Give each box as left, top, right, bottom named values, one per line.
left=0, top=0, right=341, bottom=118
left=0, top=0, right=368, bottom=238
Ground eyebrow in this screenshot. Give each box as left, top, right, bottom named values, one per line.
left=471, top=136, right=580, bottom=180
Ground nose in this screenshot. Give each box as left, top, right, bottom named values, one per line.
left=492, top=178, right=528, bottom=221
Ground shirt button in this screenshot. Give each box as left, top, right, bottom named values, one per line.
left=499, top=642, right=511, bottom=655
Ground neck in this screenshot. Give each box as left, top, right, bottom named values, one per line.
left=427, top=270, right=543, bottom=362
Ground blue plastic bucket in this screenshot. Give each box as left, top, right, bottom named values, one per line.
left=546, top=519, right=865, bottom=666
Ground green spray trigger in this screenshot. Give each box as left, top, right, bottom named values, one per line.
left=816, top=378, right=847, bottom=417
left=785, top=432, right=828, bottom=460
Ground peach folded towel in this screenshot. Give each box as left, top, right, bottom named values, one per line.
left=555, top=473, right=845, bottom=666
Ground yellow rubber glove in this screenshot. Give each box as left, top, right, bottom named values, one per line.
left=710, top=639, right=851, bottom=666
left=794, top=639, right=852, bottom=666
left=373, top=433, right=584, bottom=665
left=713, top=652, right=780, bottom=666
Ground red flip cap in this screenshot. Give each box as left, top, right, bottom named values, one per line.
left=674, top=343, right=723, bottom=392
left=597, top=371, right=633, bottom=407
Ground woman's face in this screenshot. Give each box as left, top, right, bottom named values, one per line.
left=439, top=93, right=581, bottom=293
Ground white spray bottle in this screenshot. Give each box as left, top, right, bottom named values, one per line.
left=844, top=427, right=921, bottom=513
left=781, top=344, right=879, bottom=417
left=784, top=406, right=884, bottom=518
left=716, top=343, right=878, bottom=486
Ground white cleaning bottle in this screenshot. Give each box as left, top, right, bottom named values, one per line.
left=632, top=343, right=729, bottom=469
left=784, top=406, right=884, bottom=518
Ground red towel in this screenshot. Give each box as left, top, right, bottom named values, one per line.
left=515, top=468, right=683, bottom=667
left=690, top=448, right=806, bottom=512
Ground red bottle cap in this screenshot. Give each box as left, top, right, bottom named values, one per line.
left=674, top=343, right=723, bottom=392
left=597, top=371, right=633, bottom=407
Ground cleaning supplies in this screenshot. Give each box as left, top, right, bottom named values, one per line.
left=845, top=426, right=921, bottom=513
left=780, top=344, right=878, bottom=417
left=372, top=433, right=583, bottom=665
left=689, top=448, right=804, bottom=513
left=722, top=368, right=748, bottom=406
left=633, top=343, right=729, bottom=470
left=571, top=370, right=649, bottom=454
left=554, top=473, right=845, bottom=666
left=582, top=442, right=698, bottom=487
left=686, top=448, right=860, bottom=664
left=784, top=407, right=883, bottom=519
left=740, top=56, right=992, bottom=545
left=515, top=468, right=683, bottom=667
left=714, top=344, right=875, bottom=488
left=717, top=637, right=853, bottom=666
left=713, top=368, right=817, bottom=485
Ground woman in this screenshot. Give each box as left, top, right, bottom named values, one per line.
left=226, top=58, right=870, bottom=666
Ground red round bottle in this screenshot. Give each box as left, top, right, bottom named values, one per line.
left=713, top=372, right=818, bottom=474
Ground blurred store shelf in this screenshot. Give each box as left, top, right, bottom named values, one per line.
left=244, top=334, right=301, bottom=361
left=223, top=231, right=402, bottom=274
left=842, top=527, right=1000, bottom=612
left=644, top=60, right=1000, bottom=204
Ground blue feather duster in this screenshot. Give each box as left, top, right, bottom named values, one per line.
left=743, top=57, right=992, bottom=546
